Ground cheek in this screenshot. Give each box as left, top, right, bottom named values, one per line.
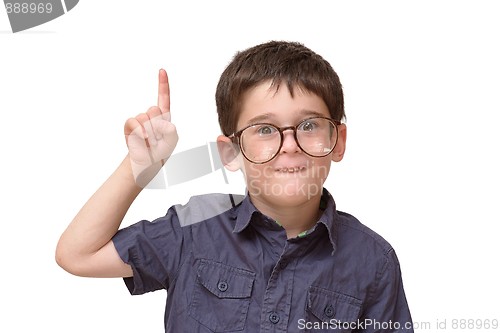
left=241, top=163, right=272, bottom=182
left=311, top=158, right=331, bottom=181
left=242, top=164, right=271, bottom=196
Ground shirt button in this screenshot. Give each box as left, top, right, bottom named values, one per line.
left=279, top=260, right=288, bottom=269
left=324, top=305, right=334, bottom=318
left=269, top=312, right=280, bottom=324
left=217, top=281, right=228, bottom=292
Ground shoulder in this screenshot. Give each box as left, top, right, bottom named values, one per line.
left=334, top=211, right=397, bottom=262
left=173, top=193, right=245, bottom=227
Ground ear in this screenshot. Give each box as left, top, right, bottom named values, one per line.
left=217, top=135, right=242, bottom=171
left=331, top=124, right=347, bottom=162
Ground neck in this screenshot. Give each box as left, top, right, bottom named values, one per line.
left=250, top=194, right=322, bottom=239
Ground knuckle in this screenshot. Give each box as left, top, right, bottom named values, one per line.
left=147, top=106, right=160, bottom=114
left=165, top=123, right=178, bottom=136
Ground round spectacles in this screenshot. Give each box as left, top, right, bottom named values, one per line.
left=229, top=116, right=340, bottom=164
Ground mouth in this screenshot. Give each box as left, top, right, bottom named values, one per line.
left=274, top=166, right=307, bottom=173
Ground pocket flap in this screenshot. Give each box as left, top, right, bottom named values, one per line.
left=196, top=259, right=255, bottom=299
left=307, top=286, right=362, bottom=323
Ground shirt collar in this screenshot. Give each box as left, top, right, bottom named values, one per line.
left=232, top=193, right=259, bottom=233
left=232, top=188, right=339, bottom=254
left=316, top=188, right=338, bottom=255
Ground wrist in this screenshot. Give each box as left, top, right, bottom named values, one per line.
left=123, top=154, right=164, bottom=190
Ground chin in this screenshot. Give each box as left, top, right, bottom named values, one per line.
left=248, top=177, right=324, bottom=204
left=244, top=158, right=329, bottom=204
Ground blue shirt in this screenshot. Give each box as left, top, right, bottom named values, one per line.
left=112, top=189, right=413, bottom=332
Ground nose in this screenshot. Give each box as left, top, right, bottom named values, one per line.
left=280, top=129, right=300, bottom=154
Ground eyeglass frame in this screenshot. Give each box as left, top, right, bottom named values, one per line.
left=228, top=116, right=341, bottom=164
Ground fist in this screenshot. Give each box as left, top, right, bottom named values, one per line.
left=124, top=69, right=178, bottom=187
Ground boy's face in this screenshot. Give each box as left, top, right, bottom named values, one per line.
left=219, top=80, right=346, bottom=209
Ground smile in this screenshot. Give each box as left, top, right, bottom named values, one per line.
left=275, top=166, right=307, bottom=173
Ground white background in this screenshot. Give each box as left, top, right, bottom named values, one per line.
left=1, top=1, right=499, bottom=332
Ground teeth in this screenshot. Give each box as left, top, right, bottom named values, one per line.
left=276, top=166, right=305, bottom=173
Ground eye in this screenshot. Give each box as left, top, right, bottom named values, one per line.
left=256, top=125, right=277, bottom=136
left=298, top=120, right=318, bottom=132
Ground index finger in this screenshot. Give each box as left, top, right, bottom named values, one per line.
left=157, top=68, right=170, bottom=114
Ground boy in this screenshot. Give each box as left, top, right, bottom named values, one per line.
left=56, top=41, right=413, bottom=332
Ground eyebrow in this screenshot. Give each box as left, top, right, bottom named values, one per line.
left=245, top=110, right=327, bottom=125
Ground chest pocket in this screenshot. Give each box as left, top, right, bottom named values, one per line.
left=189, top=259, right=255, bottom=332
left=305, top=286, right=362, bottom=332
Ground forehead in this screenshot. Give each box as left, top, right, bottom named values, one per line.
left=237, top=81, right=330, bottom=128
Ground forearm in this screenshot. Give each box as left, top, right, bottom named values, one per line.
left=56, top=156, right=143, bottom=269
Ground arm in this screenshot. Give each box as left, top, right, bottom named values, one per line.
left=55, top=69, right=178, bottom=278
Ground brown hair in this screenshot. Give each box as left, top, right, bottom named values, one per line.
left=216, top=41, right=345, bottom=136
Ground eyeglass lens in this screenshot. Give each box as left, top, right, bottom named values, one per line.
left=239, top=117, right=337, bottom=163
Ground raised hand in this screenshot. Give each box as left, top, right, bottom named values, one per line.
left=124, top=69, right=179, bottom=187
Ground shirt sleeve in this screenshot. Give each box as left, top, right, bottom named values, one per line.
left=112, top=206, right=189, bottom=295
left=359, top=249, right=414, bottom=332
